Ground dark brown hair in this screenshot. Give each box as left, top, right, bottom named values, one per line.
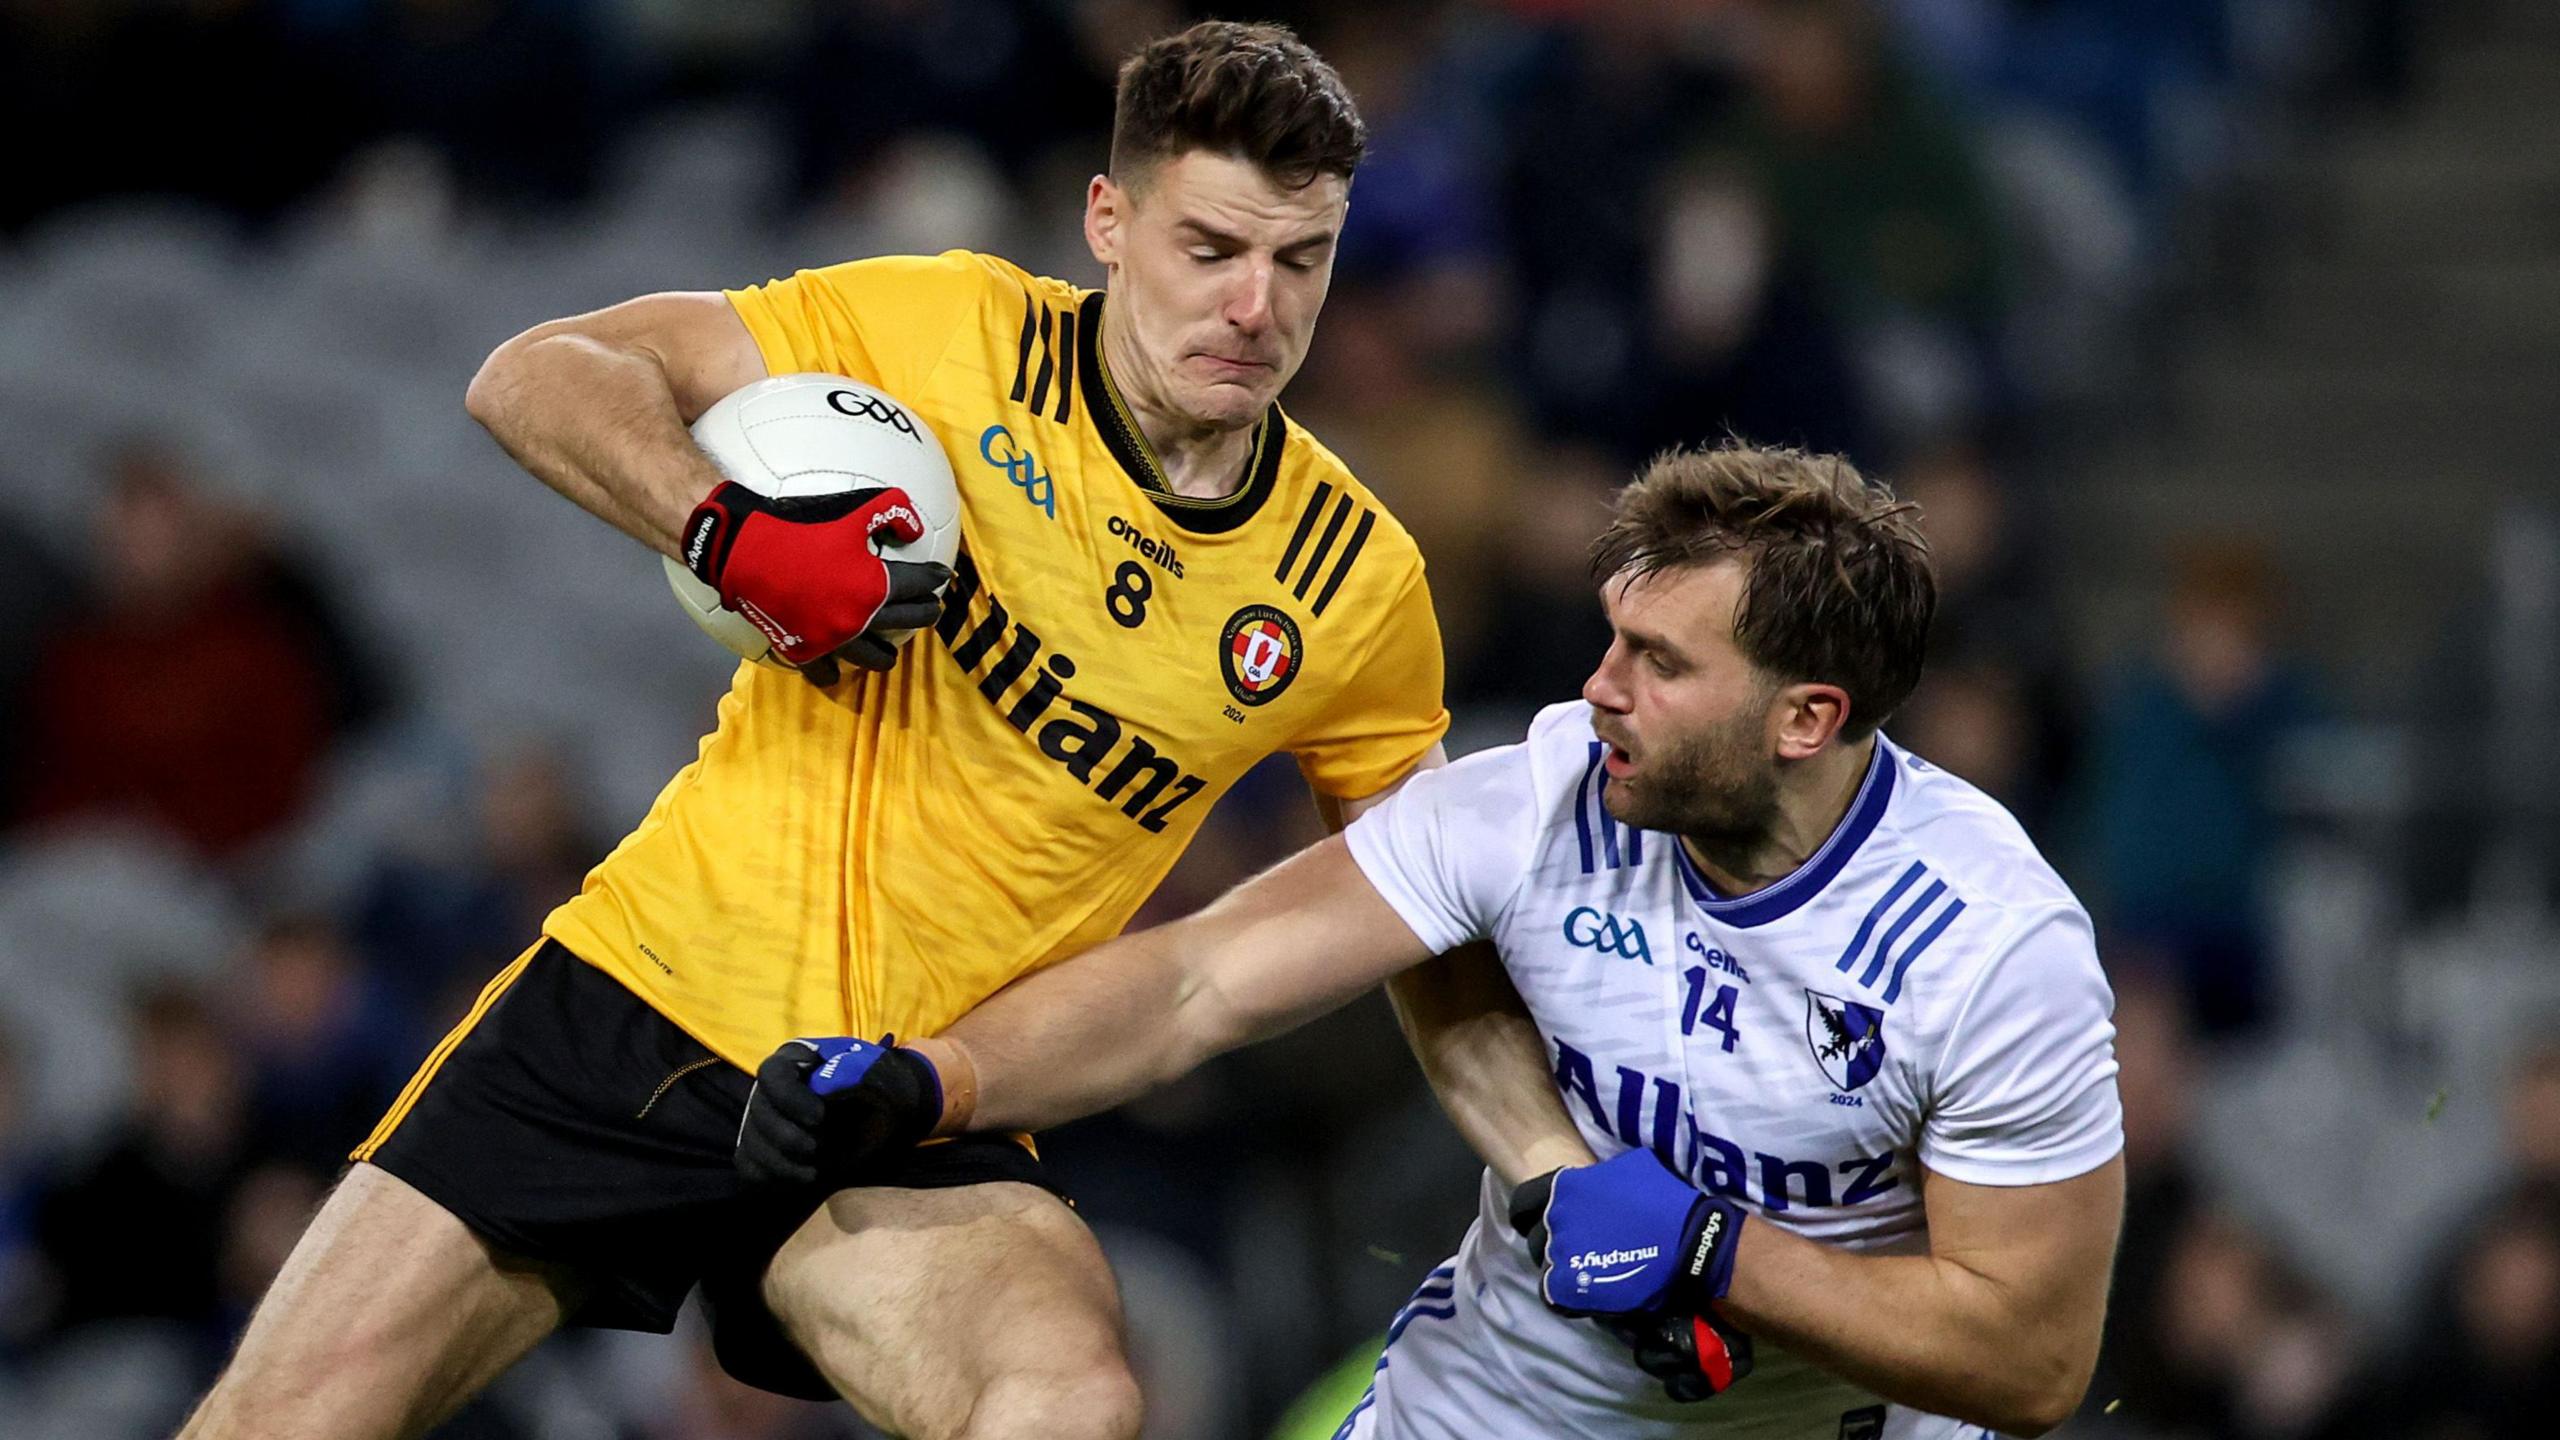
left=1110, top=21, right=1365, bottom=190
left=1591, top=442, right=1936, bottom=740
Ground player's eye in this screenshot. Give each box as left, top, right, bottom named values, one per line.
left=1189, top=248, right=1226, bottom=264
left=1647, top=652, right=1680, bottom=678
left=1282, top=254, right=1321, bottom=271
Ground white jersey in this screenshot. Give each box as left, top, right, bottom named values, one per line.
left=1336, top=703, right=2121, bottom=1440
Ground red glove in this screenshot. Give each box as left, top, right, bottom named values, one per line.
left=682, top=482, right=948, bottom=673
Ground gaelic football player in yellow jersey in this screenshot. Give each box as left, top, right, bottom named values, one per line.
left=180, top=20, right=1588, bottom=1440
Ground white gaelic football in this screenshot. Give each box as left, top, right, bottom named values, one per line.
left=663, top=374, right=962, bottom=668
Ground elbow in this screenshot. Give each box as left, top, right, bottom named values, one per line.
left=463, top=333, right=524, bottom=432
left=1979, top=1355, right=2093, bottom=1437
left=1993, top=1397, right=2076, bottom=1439
left=466, top=321, right=576, bottom=432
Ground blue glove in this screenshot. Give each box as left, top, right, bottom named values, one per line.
left=733, top=1036, right=944, bottom=1190
left=1511, top=1149, right=1746, bottom=1318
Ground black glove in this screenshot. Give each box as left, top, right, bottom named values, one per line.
left=1599, top=1311, right=1755, bottom=1403
left=733, top=1037, right=944, bottom=1190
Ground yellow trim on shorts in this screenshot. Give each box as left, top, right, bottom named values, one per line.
left=349, top=940, right=542, bottom=1163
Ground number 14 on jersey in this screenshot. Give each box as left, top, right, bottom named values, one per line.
left=1681, top=935, right=1743, bottom=1053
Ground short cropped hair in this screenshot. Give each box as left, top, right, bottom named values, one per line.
left=1110, top=21, right=1365, bottom=191
left=1591, top=443, right=1936, bottom=740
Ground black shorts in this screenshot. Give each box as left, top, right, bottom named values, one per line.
left=357, top=939, right=1060, bottom=1401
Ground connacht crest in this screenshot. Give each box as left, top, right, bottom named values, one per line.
left=1804, top=990, right=1887, bottom=1093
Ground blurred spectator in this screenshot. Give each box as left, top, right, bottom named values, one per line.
left=2076, top=541, right=2320, bottom=1038
left=1887, top=443, right=2075, bottom=831
left=1710, top=0, right=2011, bottom=443
left=10, top=442, right=381, bottom=858
left=229, top=914, right=408, bottom=1171
left=351, top=741, right=606, bottom=1028
left=340, top=0, right=611, bottom=208
left=2397, top=1040, right=2560, bottom=1437
left=2081, top=972, right=2208, bottom=1427
left=215, top=1162, right=326, bottom=1341
left=1640, top=155, right=1873, bottom=463
left=778, top=0, right=1111, bottom=209
left=1287, top=283, right=1529, bottom=657
left=1449, top=445, right=1619, bottom=712
left=32, top=983, right=251, bottom=1348
left=0, top=1027, right=44, bottom=1355
left=2399, top=1194, right=2560, bottom=1440
left=1489, top=6, right=1749, bottom=456
left=2500, top=1040, right=2560, bottom=1193
left=2135, top=1208, right=2368, bottom=1440
left=1321, top=7, right=1502, bottom=298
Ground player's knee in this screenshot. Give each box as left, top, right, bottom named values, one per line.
left=958, top=1362, right=1142, bottom=1440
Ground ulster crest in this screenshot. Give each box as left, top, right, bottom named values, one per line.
left=1219, top=604, right=1302, bottom=706
left=1804, top=990, right=1887, bottom=1093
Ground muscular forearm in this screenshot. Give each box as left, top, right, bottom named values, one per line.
left=466, top=328, right=729, bottom=555
left=944, top=840, right=1427, bottom=1136
left=941, top=925, right=1234, bottom=1135
left=1389, top=945, right=1592, bottom=1187
left=1717, top=1224, right=2094, bottom=1436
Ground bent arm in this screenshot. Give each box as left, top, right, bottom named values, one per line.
left=1385, top=945, right=1594, bottom=1186
left=1717, top=1157, right=2123, bottom=1436
left=1323, top=751, right=1595, bottom=1189
left=465, top=291, right=767, bottom=554
left=948, top=836, right=1439, bottom=1135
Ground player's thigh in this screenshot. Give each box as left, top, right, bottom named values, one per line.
left=180, top=1161, right=580, bottom=1440
left=762, top=1180, right=1142, bottom=1440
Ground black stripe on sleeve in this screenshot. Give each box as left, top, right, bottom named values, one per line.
left=1027, top=305, right=1057, bottom=417
left=1010, top=289, right=1037, bottom=404
left=1293, top=493, right=1355, bottom=601
left=1309, top=508, right=1375, bottom=617
left=1275, top=481, right=1333, bottom=583
left=1053, top=311, right=1076, bottom=424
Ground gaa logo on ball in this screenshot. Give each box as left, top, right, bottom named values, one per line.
left=1219, top=604, right=1302, bottom=707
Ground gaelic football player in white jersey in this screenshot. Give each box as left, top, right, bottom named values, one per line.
left=734, top=443, right=2124, bottom=1440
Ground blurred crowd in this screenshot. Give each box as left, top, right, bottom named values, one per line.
left=4, top=2, right=2547, bottom=1439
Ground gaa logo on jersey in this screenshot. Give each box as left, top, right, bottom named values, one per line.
left=1219, top=604, right=1303, bottom=707
left=1804, top=990, right=1887, bottom=1093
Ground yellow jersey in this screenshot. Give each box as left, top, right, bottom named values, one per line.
left=541, top=250, right=1450, bottom=1069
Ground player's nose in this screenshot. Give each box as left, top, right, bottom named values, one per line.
left=1583, top=645, right=1632, bottom=714
left=1224, top=260, right=1275, bottom=332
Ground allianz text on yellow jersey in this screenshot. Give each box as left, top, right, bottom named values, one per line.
left=543, top=251, right=1450, bottom=1068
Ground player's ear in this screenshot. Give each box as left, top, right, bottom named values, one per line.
left=1774, top=683, right=1850, bottom=760
left=1085, top=174, right=1126, bottom=270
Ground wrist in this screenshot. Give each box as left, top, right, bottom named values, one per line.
left=681, top=482, right=744, bottom=586
left=900, top=1035, right=978, bottom=1137
left=1675, top=1196, right=1746, bottom=1308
